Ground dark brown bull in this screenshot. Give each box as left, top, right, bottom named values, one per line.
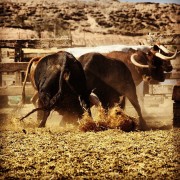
left=78, top=52, right=147, bottom=130
left=21, top=51, right=91, bottom=127
left=105, top=44, right=177, bottom=85
left=105, top=45, right=177, bottom=114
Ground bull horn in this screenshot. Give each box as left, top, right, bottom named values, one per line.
left=155, top=49, right=177, bottom=60
left=89, top=92, right=101, bottom=106
left=130, top=53, right=149, bottom=68
left=156, top=44, right=177, bottom=54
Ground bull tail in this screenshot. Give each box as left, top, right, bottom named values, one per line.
left=20, top=107, right=44, bottom=121
left=49, top=61, right=70, bottom=108
left=21, top=57, right=40, bottom=104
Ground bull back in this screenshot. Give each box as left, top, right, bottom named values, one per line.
left=106, top=50, right=150, bottom=85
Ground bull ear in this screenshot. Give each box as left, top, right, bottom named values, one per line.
left=155, top=49, right=177, bottom=61
left=130, top=53, right=149, bottom=68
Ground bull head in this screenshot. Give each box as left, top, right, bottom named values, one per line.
left=152, top=44, right=178, bottom=73
left=130, top=44, right=178, bottom=82
left=130, top=45, right=178, bottom=68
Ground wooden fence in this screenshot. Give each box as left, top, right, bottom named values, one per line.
left=0, top=38, right=74, bottom=98
left=0, top=36, right=179, bottom=98
left=0, top=62, right=34, bottom=96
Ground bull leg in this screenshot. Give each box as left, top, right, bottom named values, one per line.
left=79, top=95, right=91, bottom=117
left=119, top=96, right=125, bottom=109
left=37, top=98, right=44, bottom=123
left=38, top=110, right=50, bottom=128
left=125, top=90, right=148, bottom=131
left=36, top=96, right=50, bottom=127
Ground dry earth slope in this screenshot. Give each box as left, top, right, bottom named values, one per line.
left=0, top=0, right=179, bottom=45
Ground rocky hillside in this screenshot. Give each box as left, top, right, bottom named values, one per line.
left=1, top=0, right=179, bottom=38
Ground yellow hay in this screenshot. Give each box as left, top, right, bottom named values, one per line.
left=78, top=112, right=97, bottom=132
left=79, top=105, right=138, bottom=132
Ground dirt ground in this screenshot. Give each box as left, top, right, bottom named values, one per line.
left=0, top=100, right=179, bottom=179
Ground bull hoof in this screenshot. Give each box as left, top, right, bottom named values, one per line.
left=138, top=124, right=150, bottom=131
left=138, top=120, right=150, bottom=131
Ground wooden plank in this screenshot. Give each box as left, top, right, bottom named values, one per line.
left=0, top=85, right=35, bottom=96
left=15, top=72, right=21, bottom=86
left=166, top=71, right=180, bottom=79
left=149, top=84, right=174, bottom=95
left=0, top=39, right=72, bottom=49
left=23, top=48, right=59, bottom=58
left=0, top=62, right=28, bottom=72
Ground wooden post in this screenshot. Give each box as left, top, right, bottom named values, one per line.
left=15, top=71, right=21, bottom=86
left=15, top=43, right=23, bottom=62
left=0, top=48, right=8, bottom=107
left=172, top=85, right=180, bottom=127
left=0, top=48, right=2, bottom=86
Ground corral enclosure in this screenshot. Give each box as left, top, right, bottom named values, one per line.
left=0, top=42, right=179, bottom=179
left=0, top=41, right=179, bottom=127
left=0, top=0, right=180, bottom=179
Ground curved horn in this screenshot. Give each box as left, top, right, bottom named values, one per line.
left=89, top=92, right=101, bottom=107
left=156, top=44, right=177, bottom=54
left=130, top=53, right=149, bottom=68
left=155, top=49, right=177, bottom=60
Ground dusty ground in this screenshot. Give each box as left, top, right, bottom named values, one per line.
left=0, top=120, right=179, bottom=179
left=0, top=100, right=179, bottom=179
